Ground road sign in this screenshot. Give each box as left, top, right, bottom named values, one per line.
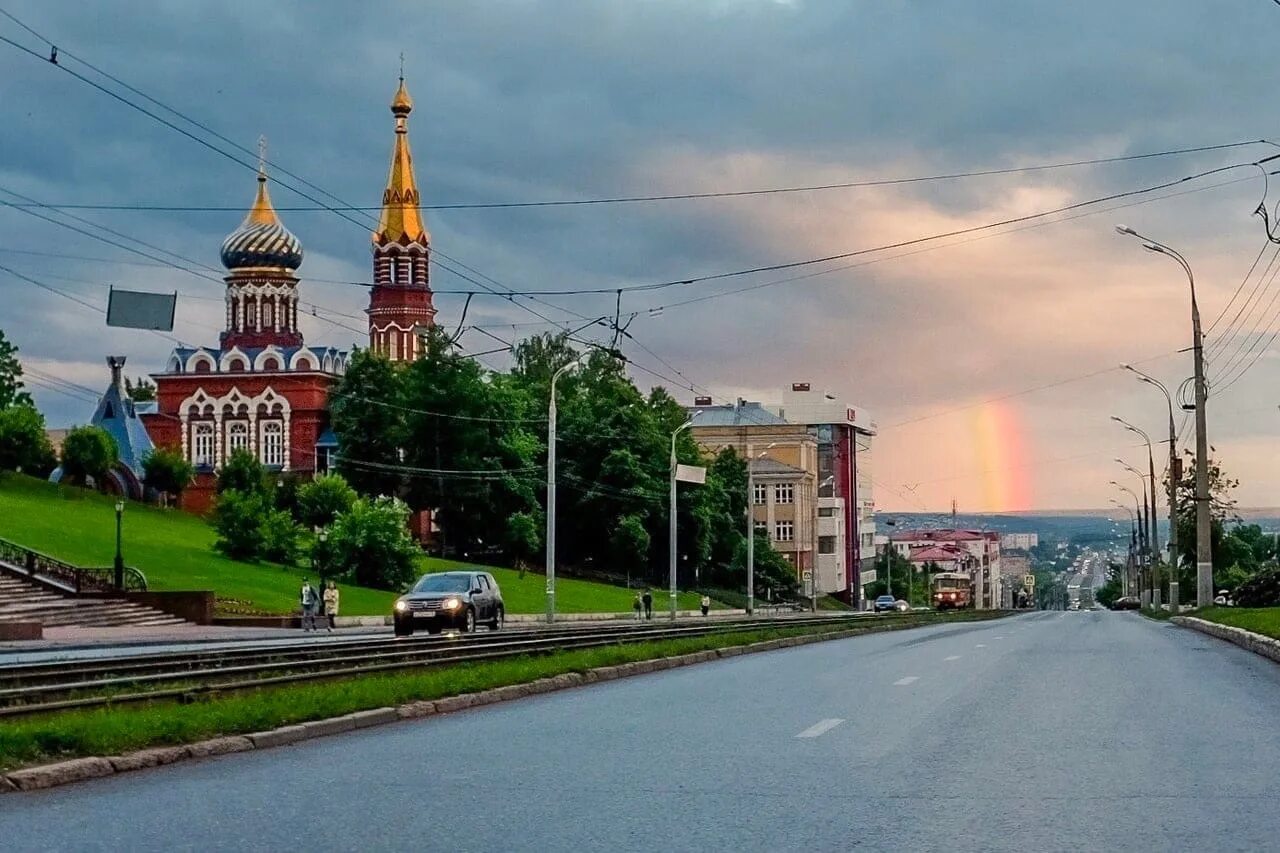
left=675, top=464, right=706, bottom=484
left=1024, top=573, right=1035, bottom=590
left=801, top=570, right=812, bottom=582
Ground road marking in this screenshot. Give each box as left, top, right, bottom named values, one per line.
left=975, top=643, right=987, bottom=648
left=944, top=655, right=962, bottom=661
left=796, top=718, right=845, bottom=738
left=994, top=636, right=1005, bottom=640
left=893, top=676, right=919, bottom=686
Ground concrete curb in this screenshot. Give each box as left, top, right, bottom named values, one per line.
left=1, top=614, right=1006, bottom=794
left=1171, top=616, right=1280, bottom=664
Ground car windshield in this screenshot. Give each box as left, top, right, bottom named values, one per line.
left=877, top=596, right=894, bottom=602
left=412, top=574, right=472, bottom=593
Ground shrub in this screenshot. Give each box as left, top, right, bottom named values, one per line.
left=1232, top=569, right=1280, bottom=608
left=259, top=507, right=302, bottom=564
left=504, top=510, right=542, bottom=570
left=60, top=425, right=117, bottom=487
left=327, top=496, right=419, bottom=590
left=141, top=447, right=195, bottom=503
left=214, top=489, right=267, bottom=560
left=0, top=404, right=56, bottom=475
left=296, top=473, right=357, bottom=529
left=217, top=449, right=266, bottom=496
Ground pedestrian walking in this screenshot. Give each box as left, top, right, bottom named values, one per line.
left=641, top=588, right=653, bottom=621
left=323, top=581, right=339, bottom=632
left=632, top=591, right=643, bottom=621
left=700, top=594, right=710, bottom=617
left=300, top=578, right=318, bottom=632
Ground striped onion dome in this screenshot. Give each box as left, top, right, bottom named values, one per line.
left=220, top=171, right=303, bottom=271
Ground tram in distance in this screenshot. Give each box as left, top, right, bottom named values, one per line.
left=930, top=572, right=973, bottom=610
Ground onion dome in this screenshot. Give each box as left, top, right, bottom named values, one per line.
left=220, top=167, right=304, bottom=271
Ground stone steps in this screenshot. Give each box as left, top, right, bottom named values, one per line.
left=0, top=572, right=189, bottom=628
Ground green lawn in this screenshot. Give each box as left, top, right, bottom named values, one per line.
left=1192, top=606, right=1280, bottom=639
left=0, top=474, right=709, bottom=616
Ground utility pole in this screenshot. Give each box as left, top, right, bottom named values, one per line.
left=1116, top=227, right=1211, bottom=606
left=745, top=443, right=754, bottom=617
left=545, top=359, right=581, bottom=623
left=669, top=414, right=701, bottom=621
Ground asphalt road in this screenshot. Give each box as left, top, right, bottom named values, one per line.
left=5, top=611, right=1280, bottom=852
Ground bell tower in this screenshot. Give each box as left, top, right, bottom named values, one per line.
left=367, top=74, right=436, bottom=361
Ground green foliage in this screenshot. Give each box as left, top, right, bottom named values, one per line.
left=0, top=404, right=55, bottom=475
left=124, top=376, right=156, bottom=402
left=504, top=510, right=542, bottom=568
left=60, top=425, right=117, bottom=487
left=216, top=448, right=267, bottom=496
left=1231, top=569, right=1280, bottom=607
left=1170, top=456, right=1237, bottom=571
left=0, top=329, right=32, bottom=411
left=327, top=496, right=420, bottom=590
left=296, top=473, right=358, bottom=530
left=330, top=349, right=407, bottom=498
left=259, top=506, right=302, bottom=564
left=727, top=531, right=799, bottom=599
left=141, top=447, right=194, bottom=501
left=1094, top=563, right=1124, bottom=607
left=864, top=547, right=917, bottom=601
left=213, top=489, right=268, bottom=560
left=610, top=513, right=650, bottom=580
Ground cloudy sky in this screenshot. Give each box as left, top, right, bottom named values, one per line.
left=3, top=0, right=1280, bottom=512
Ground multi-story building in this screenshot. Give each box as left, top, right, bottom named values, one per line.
left=687, top=402, right=821, bottom=585
left=890, top=528, right=1002, bottom=608
left=767, top=383, right=876, bottom=607
left=1000, top=532, right=1039, bottom=551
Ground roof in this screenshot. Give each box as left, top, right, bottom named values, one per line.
left=315, top=428, right=339, bottom=448
left=374, top=78, right=429, bottom=247
left=91, top=357, right=155, bottom=476
left=687, top=402, right=789, bottom=427
left=889, top=528, right=992, bottom=543
left=171, top=344, right=347, bottom=360
left=907, top=544, right=968, bottom=563
left=749, top=458, right=806, bottom=476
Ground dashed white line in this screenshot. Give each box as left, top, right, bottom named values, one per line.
left=893, top=676, right=920, bottom=686
left=975, top=644, right=987, bottom=648
left=944, top=655, right=962, bottom=661
left=994, top=636, right=1006, bottom=640
left=796, top=718, right=845, bottom=738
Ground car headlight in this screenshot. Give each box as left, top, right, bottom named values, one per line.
left=442, top=598, right=461, bottom=610
left=394, top=600, right=408, bottom=613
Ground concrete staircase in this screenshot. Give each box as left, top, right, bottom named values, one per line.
left=0, top=573, right=189, bottom=628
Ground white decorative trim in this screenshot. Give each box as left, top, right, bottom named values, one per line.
left=186, top=351, right=217, bottom=373
left=219, top=346, right=251, bottom=372
left=289, top=349, right=318, bottom=371
left=253, top=345, right=286, bottom=372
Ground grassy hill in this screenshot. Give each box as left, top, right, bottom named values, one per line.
left=0, top=474, right=709, bottom=617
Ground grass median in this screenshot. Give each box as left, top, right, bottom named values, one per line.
left=1185, top=606, right=1280, bottom=639
left=0, top=611, right=1001, bottom=772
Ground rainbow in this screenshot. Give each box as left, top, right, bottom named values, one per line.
left=968, top=401, right=1031, bottom=511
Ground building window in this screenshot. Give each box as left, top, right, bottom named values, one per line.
left=192, top=422, right=215, bottom=468
left=775, top=521, right=794, bottom=542
left=260, top=421, right=284, bottom=467
left=819, top=535, right=837, bottom=554
left=389, top=332, right=400, bottom=360
left=227, top=358, right=247, bottom=373
left=753, top=521, right=768, bottom=536
left=775, top=484, right=794, bottom=504
left=753, top=482, right=767, bottom=505
left=226, top=421, right=250, bottom=456
left=261, top=357, right=280, bottom=372
left=818, top=507, right=836, bottom=517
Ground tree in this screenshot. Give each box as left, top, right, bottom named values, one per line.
left=213, top=489, right=268, bottom=560
left=1170, top=455, right=1239, bottom=595
left=326, top=496, right=420, bottom=590
left=330, top=349, right=407, bottom=498
left=217, top=448, right=267, bottom=495
left=0, top=404, right=56, bottom=475
left=141, top=447, right=194, bottom=504
left=60, top=425, right=117, bottom=487
left=610, top=513, right=650, bottom=588
left=504, top=510, right=542, bottom=574
left=124, top=376, right=156, bottom=402
left=0, top=329, right=32, bottom=411
left=296, top=473, right=357, bottom=529
left=259, top=507, right=302, bottom=564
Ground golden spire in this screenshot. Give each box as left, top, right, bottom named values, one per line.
left=375, top=75, right=429, bottom=247
left=246, top=135, right=280, bottom=226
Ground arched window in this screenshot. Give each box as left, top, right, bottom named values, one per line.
left=388, top=332, right=400, bottom=360
left=260, top=421, right=284, bottom=467
left=192, top=422, right=216, bottom=468
left=226, top=421, right=250, bottom=456
left=261, top=357, right=280, bottom=372
left=194, top=358, right=213, bottom=374
left=228, top=358, right=247, bottom=373
left=262, top=299, right=275, bottom=329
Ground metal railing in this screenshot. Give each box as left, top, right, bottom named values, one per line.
left=0, top=537, right=147, bottom=593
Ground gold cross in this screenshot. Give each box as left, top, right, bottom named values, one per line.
left=257, top=134, right=267, bottom=174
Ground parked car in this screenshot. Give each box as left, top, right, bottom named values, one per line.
left=393, top=571, right=504, bottom=636
left=1108, top=596, right=1140, bottom=611
left=873, top=594, right=897, bottom=613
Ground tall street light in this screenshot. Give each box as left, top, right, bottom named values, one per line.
left=1115, top=459, right=1153, bottom=607
left=747, top=440, right=773, bottom=614
left=545, top=357, right=583, bottom=624
left=113, top=499, right=126, bottom=590
left=1110, top=499, right=1136, bottom=596
left=1117, top=225, right=1211, bottom=607
left=1111, top=481, right=1144, bottom=602
left=668, top=411, right=703, bottom=621
left=1123, top=365, right=1180, bottom=612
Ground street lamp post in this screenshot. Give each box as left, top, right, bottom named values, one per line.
left=113, top=500, right=125, bottom=590
left=1117, top=226, right=1211, bottom=607
left=669, top=412, right=702, bottom=621
left=1112, top=481, right=1145, bottom=604
left=545, top=358, right=582, bottom=624
left=1110, top=499, right=1136, bottom=596
left=1115, top=458, right=1153, bottom=606
left=1113, top=415, right=1162, bottom=606
left=1123, top=365, right=1179, bottom=613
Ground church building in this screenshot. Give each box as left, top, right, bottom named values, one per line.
left=142, top=79, right=436, bottom=512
